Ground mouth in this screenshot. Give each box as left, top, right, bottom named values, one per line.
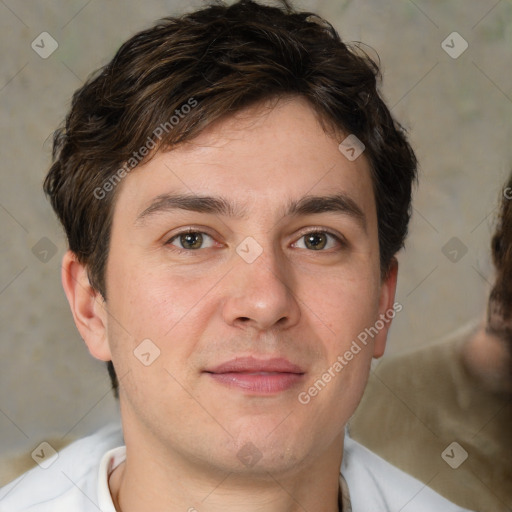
left=204, top=356, right=305, bottom=394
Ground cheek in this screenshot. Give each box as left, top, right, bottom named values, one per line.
left=306, top=266, right=381, bottom=341
left=104, top=263, right=221, bottom=378
left=294, top=336, right=373, bottom=454
left=297, top=268, right=380, bottom=388
left=108, top=262, right=206, bottom=334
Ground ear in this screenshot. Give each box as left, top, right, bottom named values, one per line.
left=373, top=258, right=399, bottom=359
left=61, top=250, right=112, bottom=361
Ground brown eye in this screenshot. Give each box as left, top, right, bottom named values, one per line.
left=304, top=232, right=328, bottom=250
left=180, top=232, right=203, bottom=249
left=169, top=231, right=214, bottom=250
left=293, top=231, right=341, bottom=251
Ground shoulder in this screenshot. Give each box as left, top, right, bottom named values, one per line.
left=0, top=423, right=123, bottom=512
left=342, top=435, right=474, bottom=512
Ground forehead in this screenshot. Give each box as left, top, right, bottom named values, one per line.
left=113, top=97, right=376, bottom=225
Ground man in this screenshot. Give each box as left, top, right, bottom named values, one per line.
left=0, top=1, right=472, bottom=510
left=350, top=175, right=512, bottom=511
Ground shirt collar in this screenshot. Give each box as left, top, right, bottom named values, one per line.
left=98, top=446, right=126, bottom=512
left=339, top=472, right=352, bottom=512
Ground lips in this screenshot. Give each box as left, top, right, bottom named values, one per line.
left=205, top=356, right=305, bottom=394
left=207, top=356, right=304, bottom=374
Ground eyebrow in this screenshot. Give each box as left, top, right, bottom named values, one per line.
left=287, top=194, right=366, bottom=231
left=135, top=192, right=366, bottom=231
left=136, top=194, right=247, bottom=224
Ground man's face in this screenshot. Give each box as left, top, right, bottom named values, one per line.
left=102, top=97, right=396, bottom=475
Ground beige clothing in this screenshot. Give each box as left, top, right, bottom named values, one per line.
left=350, top=325, right=512, bottom=512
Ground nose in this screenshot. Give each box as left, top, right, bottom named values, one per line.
left=221, top=244, right=301, bottom=332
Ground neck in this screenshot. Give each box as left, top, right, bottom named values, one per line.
left=109, top=422, right=343, bottom=512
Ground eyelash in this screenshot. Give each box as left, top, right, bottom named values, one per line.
left=165, top=227, right=346, bottom=252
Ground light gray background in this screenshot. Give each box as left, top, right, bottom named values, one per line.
left=1, top=0, right=511, bottom=475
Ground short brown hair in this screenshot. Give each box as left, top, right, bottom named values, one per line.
left=44, top=0, right=417, bottom=395
left=487, top=174, right=512, bottom=344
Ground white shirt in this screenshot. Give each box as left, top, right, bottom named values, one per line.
left=0, top=423, right=474, bottom=512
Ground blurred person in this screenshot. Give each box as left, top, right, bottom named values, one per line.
left=350, top=174, right=512, bottom=512
left=0, top=1, right=473, bottom=511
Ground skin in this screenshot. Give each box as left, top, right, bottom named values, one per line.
left=62, top=96, right=398, bottom=512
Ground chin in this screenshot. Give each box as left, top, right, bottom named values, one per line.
left=224, top=421, right=313, bottom=472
